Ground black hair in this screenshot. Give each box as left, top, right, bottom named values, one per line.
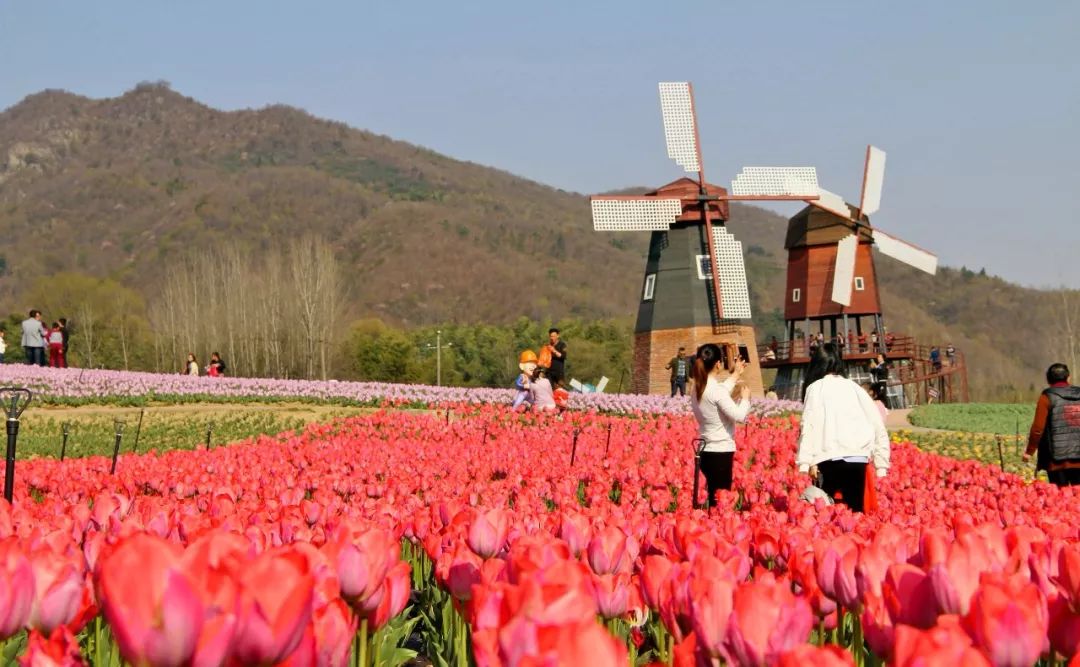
left=1047, top=363, right=1070, bottom=385
left=28, top=309, right=39, bottom=318
left=802, top=342, right=846, bottom=399
left=548, top=328, right=560, bottom=335
left=692, top=343, right=724, bottom=401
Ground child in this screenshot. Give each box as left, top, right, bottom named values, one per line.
left=531, top=367, right=557, bottom=413
left=864, top=383, right=889, bottom=423
left=47, top=322, right=65, bottom=368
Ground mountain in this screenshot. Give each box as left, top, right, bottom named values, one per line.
left=0, top=83, right=1071, bottom=400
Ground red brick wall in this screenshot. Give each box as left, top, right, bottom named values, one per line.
left=632, top=325, right=763, bottom=397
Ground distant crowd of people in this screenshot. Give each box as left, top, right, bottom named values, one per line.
left=512, top=328, right=569, bottom=412
left=5, top=310, right=72, bottom=367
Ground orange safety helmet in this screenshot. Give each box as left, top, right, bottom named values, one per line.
left=519, top=350, right=538, bottom=365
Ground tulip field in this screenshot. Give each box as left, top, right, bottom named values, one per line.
left=0, top=393, right=1075, bottom=667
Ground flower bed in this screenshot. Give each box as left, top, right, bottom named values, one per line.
left=0, top=365, right=801, bottom=416
left=0, top=406, right=1076, bottom=665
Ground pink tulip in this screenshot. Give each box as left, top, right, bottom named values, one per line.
left=0, top=538, right=34, bottom=639
left=725, top=576, right=813, bottom=666
left=231, top=547, right=315, bottom=665
left=686, top=555, right=734, bottom=660
left=558, top=512, right=592, bottom=557
left=467, top=508, right=510, bottom=559
left=816, top=536, right=860, bottom=610
left=963, top=573, right=1048, bottom=667
left=586, top=525, right=638, bottom=576
left=324, top=524, right=394, bottom=608
left=26, top=548, right=86, bottom=635
left=97, top=534, right=204, bottom=667
left=592, top=572, right=632, bottom=620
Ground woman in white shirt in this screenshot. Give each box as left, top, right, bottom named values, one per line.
left=796, top=343, right=890, bottom=512
left=690, top=343, right=751, bottom=507
left=185, top=353, right=200, bottom=377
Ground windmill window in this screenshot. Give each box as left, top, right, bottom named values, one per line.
left=643, top=274, right=656, bottom=301
left=792, top=288, right=801, bottom=303
left=854, top=277, right=866, bottom=291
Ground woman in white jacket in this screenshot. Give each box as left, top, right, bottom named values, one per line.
left=796, top=343, right=890, bottom=512
left=690, top=343, right=751, bottom=507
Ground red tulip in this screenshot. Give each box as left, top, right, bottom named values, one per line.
left=963, top=573, right=1048, bottom=667
left=232, top=547, right=315, bottom=665
left=361, top=560, right=410, bottom=630
left=893, top=615, right=991, bottom=667
left=725, top=576, right=813, bottom=666
left=0, top=538, right=34, bottom=639
left=1048, top=595, right=1080, bottom=659
left=928, top=532, right=998, bottom=616
left=180, top=532, right=249, bottom=667
left=97, top=534, right=204, bottom=667
left=468, top=508, right=510, bottom=559
left=777, top=644, right=854, bottom=667
left=686, top=554, right=734, bottom=661
left=436, top=541, right=483, bottom=601
left=883, top=563, right=939, bottom=629
left=558, top=512, right=592, bottom=558
left=19, top=627, right=86, bottom=667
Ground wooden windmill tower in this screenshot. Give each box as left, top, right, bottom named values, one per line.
left=767, top=145, right=942, bottom=399
left=590, top=82, right=822, bottom=396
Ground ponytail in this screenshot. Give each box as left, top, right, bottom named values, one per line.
left=691, top=343, right=724, bottom=401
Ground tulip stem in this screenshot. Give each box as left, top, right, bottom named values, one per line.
left=359, top=618, right=369, bottom=667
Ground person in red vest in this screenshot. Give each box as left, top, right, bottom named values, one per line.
left=1023, top=363, right=1080, bottom=486
left=46, top=322, right=65, bottom=368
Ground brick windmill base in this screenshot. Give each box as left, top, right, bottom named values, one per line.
left=632, top=324, right=763, bottom=396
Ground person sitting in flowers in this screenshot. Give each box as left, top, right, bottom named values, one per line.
left=796, top=343, right=890, bottom=513
left=530, top=367, right=557, bottom=413
left=689, top=343, right=750, bottom=507
left=512, top=350, right=538, bottom=410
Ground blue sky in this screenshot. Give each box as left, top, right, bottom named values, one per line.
left=1, top=1, right=1078, bottom=287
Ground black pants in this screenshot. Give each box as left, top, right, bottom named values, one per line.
left=699, top=451, right=734, bottom=507
left=671, top=378, right=686, bottom=397
left=1048, top=467, right=1080, bottom=487
left=818, top=459, right=867, bottom=513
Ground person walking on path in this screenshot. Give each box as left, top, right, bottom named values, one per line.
left=546, top=328, right=567, bottom=387
left=666, top=346, right=690, bottom=397
left=796, top=343, right=890, bottom=513
left=20, top=310, right=47, bottom=366
left=46, top=322, right=65, bottom=368
left=1023, top=363, right=1080, bottom=487
left=690, top=344, right=751, bottom=507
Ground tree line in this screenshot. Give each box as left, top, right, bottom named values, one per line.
left=4, top=237, right=634, bottom=387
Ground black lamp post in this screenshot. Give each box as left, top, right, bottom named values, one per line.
left=0, top=387, right=33, bottom=503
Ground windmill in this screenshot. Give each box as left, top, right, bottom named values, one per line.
left=805, top=145, right=937, bottom=308
left=589, top=82, right=822, bottom=396
left=765, top=145, right=957, bottom=404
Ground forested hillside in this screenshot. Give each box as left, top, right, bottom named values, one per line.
left=0, top=82, right=1073, bottom=399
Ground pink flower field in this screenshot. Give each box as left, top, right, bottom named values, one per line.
left=0, top=401, right=1077, bottom=666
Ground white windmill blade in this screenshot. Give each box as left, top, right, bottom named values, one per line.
left=730, top=167, right=820, bottom=198
left=658, top=82, right=701, bottom=174
left=809, top=187, right=852, bottom=219
left=859, top=145, right=887, bottom=216
left=872, top=228, right=938, bottom=275
left=710, top=227, right=752, bottom=319
left=830, top=233, right=859, bottom=306
left=590, top=198, right=683, bottom=231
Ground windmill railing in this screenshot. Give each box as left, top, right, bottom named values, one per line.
left=759, top=334, right=918, bottom=366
